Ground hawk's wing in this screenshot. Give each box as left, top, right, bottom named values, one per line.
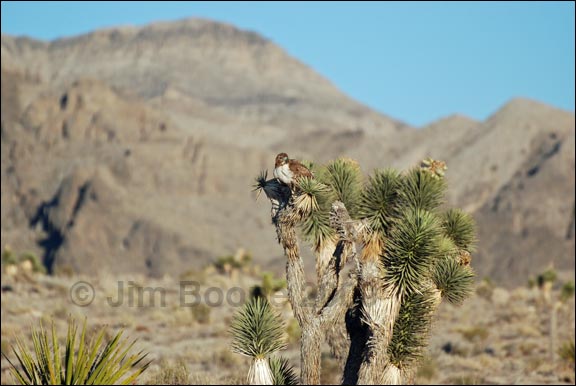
left=288, top=160, right=313, bottom=178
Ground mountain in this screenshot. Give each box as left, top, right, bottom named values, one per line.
left=1, top=18, right=574, bottom=286
left=408, top=99, right=575, bottom=283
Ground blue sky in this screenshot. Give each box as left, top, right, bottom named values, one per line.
left=2, top=1, right=574, bottom=127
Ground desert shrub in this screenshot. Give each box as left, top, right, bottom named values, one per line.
left=475, top=278, right=494, bottom=301
left=213, top=349, right=240, bottom=369
left=560, top=281, right=575, bottom=303
left=285, top=318, right=301, bottom=345
left=250, top=272, right=287, bottom=300
left=415, top=354, right=437, bottom=381
left=190, top=303, right=211, bottom=324
left=19, top=251, right=46, bottom=273
left=261, top=272, right=287, bottom=297
left=537, top=268, right=557, bottom=288
left=147, top=359, right=189, bottom=385
left=214, top=250, right=253, bottom=274
left=1, top=247, right=18, bottom=265
left=458, top=326, right=489, bottom=343
left=179, top=267, right=206, bottom=284
left=1, top=248, right=46, bottom=274
left=558, top=339, right=575, bottom=370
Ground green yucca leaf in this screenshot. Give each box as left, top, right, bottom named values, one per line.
left=432, top=257, right=475, bottom=305
left=296, top=178, right=336, bottom=250
left=50, top=324, right=60, bottom=384
left=436, top=234, right=459, bottom=259
left=10, top=338, right=34, bottom=384
left=382, top=208, right=441, bottom=297
left=441, top=208, right=477, bottom=252
left=2, top=318, right=150, bottom=385
left=317, top=158, right=363, bottom=217
left=388, top=289, right=435, bottom=368
left=269, top=356, right=298, bottom=385
left=357, top=168, right=402, bottom=236
left=399, top=168, right=446, bottom=212
left=230, top=296, right=287, bottom=358
left=295, top=176, right=330, bottom=197
left=300, top=210, right=335, bottom=251
left=293, top=177, right=331, bottom=214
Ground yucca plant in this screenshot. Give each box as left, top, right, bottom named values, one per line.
left=253, top=156, right=476, bottom=385
left=269, top=356, right=299, bottom=385
left=230, top=296, right=292, bottom=385
left=2, top=317, right=150, bottom=385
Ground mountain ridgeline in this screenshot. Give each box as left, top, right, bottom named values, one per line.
left=1, top=18, right=574, bottom=286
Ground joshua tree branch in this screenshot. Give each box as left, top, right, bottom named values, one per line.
left=275, top=201, right=310, bottom=328
left=356, top=236, right=402, bottom=385
left=314, top=239, right=339, bottom=314
left=316, top=202, right=362, bottom=325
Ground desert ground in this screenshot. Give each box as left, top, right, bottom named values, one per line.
left=1, top=255, right=574, bottom=385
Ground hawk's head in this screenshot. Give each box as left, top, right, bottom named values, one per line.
left=275, top=152, right=289, bottom=167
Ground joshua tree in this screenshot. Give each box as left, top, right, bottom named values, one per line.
left=248, top=156, right=476, bottom=385
left=230, top=296, right=298, bottom=385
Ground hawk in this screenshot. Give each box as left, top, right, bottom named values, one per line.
left=273, top=152, right=313, bottom=189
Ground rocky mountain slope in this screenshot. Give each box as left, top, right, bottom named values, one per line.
left=1, top=18, right=574, bottom=286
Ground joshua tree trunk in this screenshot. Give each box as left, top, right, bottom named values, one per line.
left=356, top=236, right=401, bottom=385
left=267, top=182, right=360, bottom=385
left=275, top=206, right=321, bottom=384
left=301, top=319, right=322, bottom=384
left=249, top=358, right=274, bottom=385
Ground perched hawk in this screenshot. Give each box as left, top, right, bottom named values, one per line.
left=273, top=152, right=313, bottom=189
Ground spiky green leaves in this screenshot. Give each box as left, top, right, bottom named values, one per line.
left=382, top=209, right=441, bottom=297
left=3, top=318, right=150, bottom=385
left=230, top=297, right=286, bottom=359
left=388, top=290, right=435, bottom=368
left=399, top=168, right=446, bottom=212
left=269, top=357, right=298, bottom=385
left=298, top=157, right=363, bottom=251
left=316, top=158, right=363, bottom=217
left=441, top=209, right=476, bottom=252
left=436, top=234, right=459, bottom=259
left=294, top=177, right=330, bottom=214
left=432, top=257, right=475, bottom=305
left=296, top=178, right=335, bottom=251
left=358, top=168, right=401, bottom=236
